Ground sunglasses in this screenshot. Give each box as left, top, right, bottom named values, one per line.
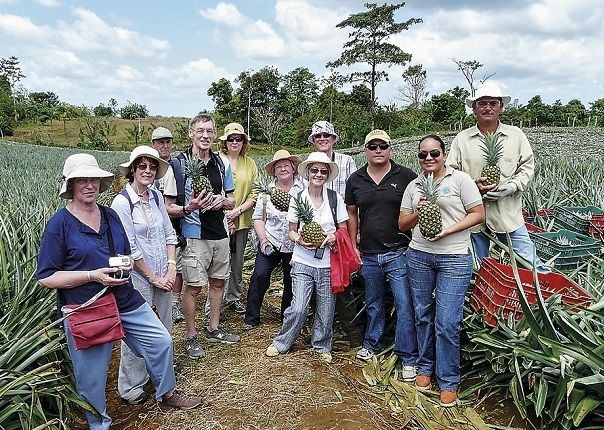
left=366, top=142, right=390, bottom=151
left=313, top=133, right=333, bottom=139
left=417, top=149, right=442, bottom=159
left=136, top=163, right=158, bottom=172
left=226, top=136, right=244, bottom=143
left=309, top=167, right=329, bottom=176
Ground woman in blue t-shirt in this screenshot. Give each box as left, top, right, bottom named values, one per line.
left=37, top=154, right=201, bottom=430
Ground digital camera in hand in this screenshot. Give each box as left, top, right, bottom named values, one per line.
left=109, top=256, right=131, bottom=279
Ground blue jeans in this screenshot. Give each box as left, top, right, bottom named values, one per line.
left=406, top=248, right=472, bottom=391
left=64, top=303, right=176, bottom=430
left=471, top=225, right=549, bottom=273
left=359, top=248, right=417, bottom=365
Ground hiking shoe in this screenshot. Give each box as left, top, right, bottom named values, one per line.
left=266, top=345, right=280, bottom=357
left=355, top=347, right=374, bottom=361
left=402, top=365, right=417, bottom=382
left=185, top=335, right=206, bottom=359
left=415, top=375, right=432, bottom=391
left=230, top=300, right=246, bottom=314
left=205, top=326, right=240, bottom=344
left=242, top=322, right=258, bottom=331
left=440, top=390, right=457, bottom=407
left=320, top=352, right=333, bottom=363
left=172, top=303, right=184, bottom=323
left=159, top=390, right=203, bottom=411
left=121, top=390, right=148, bottom=405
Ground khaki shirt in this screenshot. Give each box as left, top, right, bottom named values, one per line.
left=447, top=122, right=534, bottom=233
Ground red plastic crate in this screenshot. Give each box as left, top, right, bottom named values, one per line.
left=470, top=257, right=592, bottom=326
left=588, top=215, right=604, bottom=242
left=525, top=222, right=544, bottom=233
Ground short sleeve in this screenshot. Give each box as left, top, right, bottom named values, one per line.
left=400, top=182, right=414, bottom=213
left=37, top=216, right=67, bottom=280
left=163, top=165, right=177, bottom=197
left=223, top=165, right=235, bottom=193
left=458, top=171, right=482, bottom=209
left=344, top=174, right=356, bottom=206
left=335, top=193, right=349, bottom=223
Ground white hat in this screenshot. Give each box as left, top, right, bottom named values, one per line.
left=265, top=149, right=302, bottom=176
left=118, top=145, right=169, bottom=179
left=59, top=153, right=114, bottom=199
left=298, top=151, right=339, bottom=183
left=466, top=82, right=511, bottom=108
left=151, top=127, right=173, bottom=141
left=307, top=120, right=339, bottom=143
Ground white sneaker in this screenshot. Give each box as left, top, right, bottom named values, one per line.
left=355, top=347, right=374, bottom=361
left=402, top=365, right=417, bottom=382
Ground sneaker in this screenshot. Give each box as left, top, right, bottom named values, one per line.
left=230, top=300, right=246, bottom=314
left=265, top=345, right=280, bottom=357
left=440, top=390, right=457, bottom=407
left=320, top=352, right=333, bottom=363
left=185, top=335, right=206, bottom=359
left=402, top=365, right=417, bottom=382
left=242, top=322, right=258, bottom=331
left=355, top=347, right=374, bottom=361
left=172, top=303, right=184, bottom=323
left=159, top=390, right=203, bottom=411
left=121, top=390, right=148, bottom=405
left=415, top=375, right=432, bottom=391
left=205, top=326, right=240, bottom=344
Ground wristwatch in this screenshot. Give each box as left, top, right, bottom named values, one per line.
left=182, top=206, right=192, bottom=216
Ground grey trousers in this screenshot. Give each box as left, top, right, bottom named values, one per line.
left=118, top=274, right=172, bottom=400
left=272, top=262, right=335, bottom=354
left=223, top=228, right=250, bottom=304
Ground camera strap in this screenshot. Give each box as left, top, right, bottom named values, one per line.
left=101, top=206, right=116, bottom=257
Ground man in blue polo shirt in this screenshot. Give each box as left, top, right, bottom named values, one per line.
left=164, top=114, right=239, bottom=359
left=345, top=129, right=419, bottom=381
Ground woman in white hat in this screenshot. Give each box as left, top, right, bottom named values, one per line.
left=219, top=122, right=258, bottom=313
left=111, top=146, right=179, bottom=405
left=37, top=153, right=201, bottom=430
left=266, top=152, right=349, bottom=363
left=243, top=150, right=303, bottom=330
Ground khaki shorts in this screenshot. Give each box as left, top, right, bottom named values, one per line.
left=181, top=237, right=230, bottom=287
left=175, top=246, right=183, bottom=273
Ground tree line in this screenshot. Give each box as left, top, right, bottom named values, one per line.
left=1, top=3, right=603, bottom=149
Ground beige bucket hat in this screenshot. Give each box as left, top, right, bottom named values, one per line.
left=118, top=145, right=169, bottom=179
left=59, top=153, right=114, bottom=199
left=298, top=151, right=339, bottom=183
left=265, top=149, right=302, bottom=176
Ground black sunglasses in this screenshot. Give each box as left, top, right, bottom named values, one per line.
left=418, top=149, right=442, bottom=159
left=366, top=142, right=390, bottom=151
left=226, top=136, right=244, bottom=143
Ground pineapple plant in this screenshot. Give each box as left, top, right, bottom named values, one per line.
left=417, top=173, right=443, bottom=239
left=293, top=196, right=325, bottom=247
left=254, top=174, right=291, bottom=212
left=185, top=155, right=213, bottom=195
left=479, top=132, right=504, bottom=186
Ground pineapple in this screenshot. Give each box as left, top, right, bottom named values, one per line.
left=98, top=169, right=128, bottom=205
left=254, top=174, right=291, bottom=212
left=417, top=173, right=443, bottom=239
left=185, top=155, right=213, bottom=195
left=479, top=132, right=504, bottom=186
left=293, top=196, right=325, bottom=247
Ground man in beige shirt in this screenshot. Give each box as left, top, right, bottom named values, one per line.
left=447, top=82, right=547, bottom=272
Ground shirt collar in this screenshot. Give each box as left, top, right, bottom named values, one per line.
left=470, top=121, right=508, bottom=137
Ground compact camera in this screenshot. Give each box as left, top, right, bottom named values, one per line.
left=261, top=242, right=276, bottom=256
left=109, top=256, right=131, bottom=279
left=313, top=246, right=325, bottom=259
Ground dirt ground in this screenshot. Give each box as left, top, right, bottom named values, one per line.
left=72, top=290, right=529, bottom=430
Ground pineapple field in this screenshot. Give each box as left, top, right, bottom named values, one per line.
left=2, top=126, right=604, bottom=429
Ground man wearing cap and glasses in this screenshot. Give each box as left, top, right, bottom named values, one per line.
left=306, top=120, right=363, bottom=347
left=345, top=130, right=418, bottom=378
left=163, top=114, right=240, bottom=359
left=447, top=82, right=547, bottom=272
left=150, top=127, right=185, bottom=325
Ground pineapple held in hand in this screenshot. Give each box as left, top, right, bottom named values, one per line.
left=185, top=155, right=213, bottom=196
left=479, top=132, right=504, bottom=186
left=417, top=173, right=442, bottom=239
left=254, top=174, right=291, bottom=212
left=293, top=196, right=325, bottom=247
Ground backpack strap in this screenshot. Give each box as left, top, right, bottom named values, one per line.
left=119, top=187, right=160, bottom=215
left=327, top=188, right=338, bottom=229
left=171, top=153, right=186, bottom=206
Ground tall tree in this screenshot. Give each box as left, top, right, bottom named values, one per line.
left=398, top=64, right=428, bottom=108
left=326, top=2, right=421, bottom=120
left=279, top=67, right=319, bottom=120
left=235, top=67, right=281, bottom=138
left=0, top=56, right=26, bottom=120
left=320, top=69, right=347, bottom=122
left=452, top=58, right=494, bottom=97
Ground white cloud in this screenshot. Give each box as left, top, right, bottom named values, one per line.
left=200, top=2, right=246, bottom=26
left=172, top=58, right=230, bottom=88
left=35, top=0, right=61, bottom=6
left=0, top=14, right=51, bottom=42
left=115, top=65, right=144, bottom=81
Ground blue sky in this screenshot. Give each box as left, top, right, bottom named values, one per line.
left=1, top=0, right=602, bottom=117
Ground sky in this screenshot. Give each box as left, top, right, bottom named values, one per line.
left=1, top=0, right=603, bottom=117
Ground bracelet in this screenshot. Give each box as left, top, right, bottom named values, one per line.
left=167, top=259, right=176, bottom=265
left=87, top=271, right=91, bottom=282
left=239, top=207, right=243, bottom=214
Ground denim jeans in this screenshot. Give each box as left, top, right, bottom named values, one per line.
left=406, top=248, right=472, bottom=391
left=359, top=248, right=417, bottom=365
left=471, top=224, right=549, bottom=273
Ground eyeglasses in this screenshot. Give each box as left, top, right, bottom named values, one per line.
left=226, top=136, right=244, bottom=143
left=193, top=128, right=215, bottom=135
left=309, top=167, right=329, bottom=176
left=136, top=163, right=158, bottom=172
left=366, top=142, right=390, bottom=151
left=313, top=133, right=333, bottom=139
left=475, top=100, right=501, bottom=108
left=418, top=149, right=442, bottom=159
left=73, top=178, right=99, bottom=185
